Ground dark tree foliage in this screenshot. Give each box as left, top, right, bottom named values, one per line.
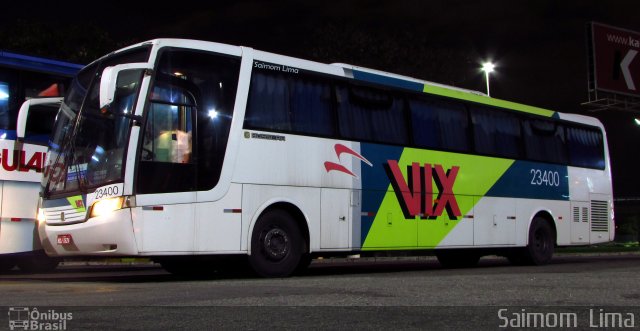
left=303, top=21, right=479, bottom=90
left=0, top=20, right=132, bottom=64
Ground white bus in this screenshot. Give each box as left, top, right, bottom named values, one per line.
left=0, top=51, right=82, bottom=272
left=0, top=97, right=63, bottom=272
left=37, top=39, right=613, bottom=277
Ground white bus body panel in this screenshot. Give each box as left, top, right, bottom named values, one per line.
left=0, top=138, right=48, bottom=255
left=195, top=183, right=243, bottom=252
left=133, top=192, right=196, bottom=253
left=235, top=132, right=364, bottom=252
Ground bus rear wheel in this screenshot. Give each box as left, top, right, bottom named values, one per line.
left=513, top=217, right=555, bottom=266
left=249, top=209, right=304, bottom=278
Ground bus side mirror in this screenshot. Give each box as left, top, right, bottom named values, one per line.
left=99, top=63, right=152, bottom=109
left=16, top=97, right=63, bottom=140
left=99, top=66, right=117, bottom=109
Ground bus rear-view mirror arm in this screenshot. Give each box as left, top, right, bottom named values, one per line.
left=99, top=63, right=152, bottom=109
left=16, top=97, right=63, bottom=141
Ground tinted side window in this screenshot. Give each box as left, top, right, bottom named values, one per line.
left=24, top=104, right=58, bottom=145
left=523, top=118, right=567, bottom=164
left=567, top=125, right=605, bottom=169
left=410, top=97, right=470, bottom=152
left=245, top=70, right=334, bottom=137
left=337, top=84, right=408, bottom=145
left=470, top=106, right=522, bottom=158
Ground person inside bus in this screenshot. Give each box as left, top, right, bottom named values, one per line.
left=154, top=129, right=191, bottom=163
left=142, top=105, right=192, bottom=164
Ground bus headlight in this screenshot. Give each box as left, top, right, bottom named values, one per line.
left=90, top=197, right=125, bottom=218
left=36, top=207, right=46, bottom=223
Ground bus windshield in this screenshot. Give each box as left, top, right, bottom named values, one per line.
left=42, top=47, right=151, bottom=197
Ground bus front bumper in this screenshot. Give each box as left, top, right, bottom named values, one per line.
left=39, top=208, right=139, bottom=256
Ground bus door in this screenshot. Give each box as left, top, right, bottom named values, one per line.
left=320, top=188, right=353, bottom=249
left=134, top=81, right=197, bottom=253
left=133, top=48, right=242, bottom=253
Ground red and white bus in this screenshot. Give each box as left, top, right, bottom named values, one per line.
left=0, top=50, right=82, bottom=272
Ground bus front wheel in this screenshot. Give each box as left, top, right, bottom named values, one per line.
left=15, top=250, right=60, bottom=273
left=249, top=209, right=304, bottom=278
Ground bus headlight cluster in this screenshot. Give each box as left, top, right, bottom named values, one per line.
left=36, top=207, right=46, bottom=223
left=90, top=197, right=125, bottom=218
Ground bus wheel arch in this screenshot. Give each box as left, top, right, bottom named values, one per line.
left=248, top=202, right=310, bottom=277
left=509, top=211, right=556, bottom=266
left=530, top=211, right=557, bottom=247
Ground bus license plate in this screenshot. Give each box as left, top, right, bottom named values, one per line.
left=57, top=234, right=73, bottom=245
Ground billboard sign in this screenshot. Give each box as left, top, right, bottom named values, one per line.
left=590, top=22, right=640, bottom=97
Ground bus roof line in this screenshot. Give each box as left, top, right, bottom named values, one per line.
left=332, top=62, right=485, bottom=95
left=121, top=39, right=556, bottom=118
left=335, top=63, right=556, bottom=118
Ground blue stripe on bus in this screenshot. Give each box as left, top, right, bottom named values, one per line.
left=485, top=160, right=570, bottom=200
left=0, top=51, right=83, bottom=76
left=360, top=143, right=404, bottom=243
left=0, top=129, right=17, bottom=140
left=352, top=70, right=425, bottom=92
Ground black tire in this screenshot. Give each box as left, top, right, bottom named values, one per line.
left=521, top=217, right=555, bottom=265
left=436, top=249, right=481, bottom=268
left=0, top=258, right=16, bottom=272
left=295, top=253, right=313, bottom=274
left=15, top=250, right=60, bottom=273
left=249, top=209, right=305, bottom=278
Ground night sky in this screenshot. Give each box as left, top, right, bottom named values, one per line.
left=2, top=0, right=639, bottom=198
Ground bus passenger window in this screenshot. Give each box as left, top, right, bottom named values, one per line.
left=0, top=82, right=9, bottom=129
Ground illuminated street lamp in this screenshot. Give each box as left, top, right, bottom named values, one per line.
left=635, top=118, right=640, bottom=126
left=481, top=62, right=495, bottom=97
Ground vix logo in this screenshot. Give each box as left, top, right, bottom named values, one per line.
left=324, top=144, right=372, bottom=178
left=385, top=160, right=461, bottom=219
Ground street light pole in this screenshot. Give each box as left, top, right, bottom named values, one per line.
left=481, top=62, right=495, bottom=97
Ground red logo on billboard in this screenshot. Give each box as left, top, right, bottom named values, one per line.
left=324, top=144, right=372, bottom=178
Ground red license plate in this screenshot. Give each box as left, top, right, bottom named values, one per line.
left=57, top=234, right=73, bottom=245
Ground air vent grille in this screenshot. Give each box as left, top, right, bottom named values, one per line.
left=590, top=200, right=608, bottom=232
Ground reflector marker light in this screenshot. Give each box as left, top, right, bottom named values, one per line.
left=142, top=206, right=164, bottom=211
